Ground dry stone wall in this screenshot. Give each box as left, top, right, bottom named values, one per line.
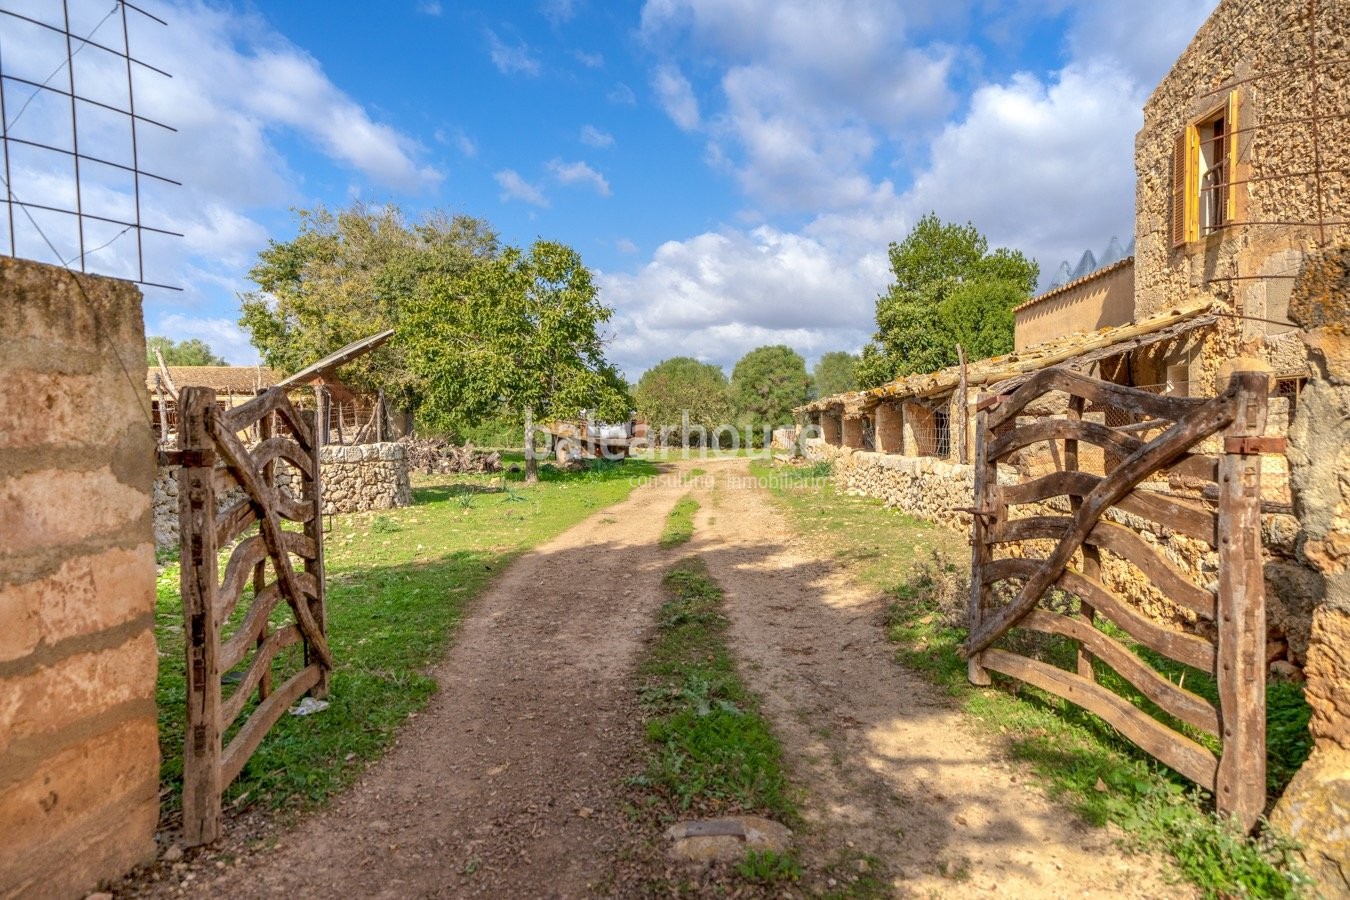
left=318, top=442, right=411, bottom=515
left=0, top=258, right=159, bottom=898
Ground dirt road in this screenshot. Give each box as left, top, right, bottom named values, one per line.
left=137, top=459, right=1181, bottom=898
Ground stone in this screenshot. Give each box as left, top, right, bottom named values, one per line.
left=162, top=846, right=184, bottom=863
left=1270, top=747, right=1350, bottom=898
left=665, top=816, right=792, bottom=864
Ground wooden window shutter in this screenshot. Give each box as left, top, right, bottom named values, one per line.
left=1171, top=130, right=1188, bottom=248
left=1225, top=90, right=1240, bottom=224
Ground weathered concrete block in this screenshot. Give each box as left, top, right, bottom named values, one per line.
left=0, top=467, right=149, bottom=557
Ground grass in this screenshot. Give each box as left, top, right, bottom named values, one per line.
left=754, top=460, right=1314, bottom=899
left=633, top=558, right=797, bottom=822
left=660, top=494, right=700, bottom=548
left=154, top=454, right=656, bottom=823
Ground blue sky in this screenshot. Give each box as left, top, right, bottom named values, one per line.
left=0, top=0, right=1217, bottom=378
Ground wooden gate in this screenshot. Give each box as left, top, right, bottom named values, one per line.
left=963, top=368, right=1272, bottom=831
left=176, top=386, right=331, bottom=845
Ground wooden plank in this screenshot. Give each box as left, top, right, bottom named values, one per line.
left=1065, top=394, right=1096, bottom=682
left=965, top=385, right=1238, bottom=657
left=1087, top=521, right=1215, bottom=619
left=219, top=573, right=319, bottom=672
left=210, top=420, right=333, bottom=669
left=249, top=435, right=315, bottom=479
left=215, top=493, right=312, bottom=547
left=982, top=649, right=1219, bottom=790
left=216, top=531, right=317, bottom=626
left=988, top=367, right=1209, bottom=431
left=983, top=558, right=1216, bottom=672
left=220, top=663, right=322, bottom=788
left=178, top=387, right=223, bottom=847
left=989, top=417, right=1143, bottom=462
left=218, top=387, right=311, bottom=444
left=967, top=406, right=994, bottom=686
left=1215, top=371, right=1268, bottom=833
left=1001, top=472, right=1216, bottom=546
left=1020, top=610, right=1220, bottom=735
left=221, top=624, right=302, bottom=726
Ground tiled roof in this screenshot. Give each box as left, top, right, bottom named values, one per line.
left=1014, top=256, right=1134, bottom=314
left=145, top=366, right=279, bottom=395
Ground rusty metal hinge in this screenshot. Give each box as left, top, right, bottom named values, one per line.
left=1223, top=436, right=1286, bottom=454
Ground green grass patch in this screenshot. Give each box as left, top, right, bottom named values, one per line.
left=756, top=461, right=1313, bottom=899
left=633, top=558, right=797, bottom=822
left=154, top=457, right=656, bottom=823
left=660, top=494, right=700, bottom=548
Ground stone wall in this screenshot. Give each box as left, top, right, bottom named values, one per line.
left=319, top=442, right=411, bottom=515
left=0, top=258, right=159, bottom=898
left=807, top=440, right=976, bottom=532
left=1270, top=247, right=1350, bottom=894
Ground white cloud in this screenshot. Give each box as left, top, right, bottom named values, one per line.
left=152, top=313, right=259, bottom=364
left=652, top=64, right=701, bottom=131
left=574, top=49, right=604, bottom=68
left=616, top=237, right=639, bottom=254
left=486, top=29, right=541, bottom=76
left=580, top=125, right=615, bottom=148
left=1064, top=0, right=1216, bottom=89
left=436, top=127, right=478, bottom=158
left=548, top=159, right=612, bottom=196
left=417, top=2, right=443, bottom=16
left=607, top=82, right=637, bottom=105
left=495, top=169, right=550, bottom=206
left=541, top=0, right=577, bottom=25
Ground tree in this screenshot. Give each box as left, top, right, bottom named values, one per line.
left=239, top=203, right=499, bottom=415
left=857, top=213, right=1038, bottom=388
left=146, top=336, right=226, bottom=366
left=634, top=357, right=732, bottom=447
left=731, top=345, right=810, bottom=433
left=403, top=239, right=631, bottom=481
left=811, top=351, right=859, bottom=399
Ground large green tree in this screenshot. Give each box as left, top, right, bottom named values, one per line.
left=856, top=213, right=1038, bottom=388
left=239, top=203, right=499, bottom=414
left=146, top=336, right=226, bottom=367
left=634, top=356, right=732, bottom=447
left=810, top=351, right=859, bottom=399
left=403, top=239, right=631, bottom=481
left=731, top=345, right=810, bottom=431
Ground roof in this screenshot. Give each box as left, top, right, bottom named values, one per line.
left=1014, top=255, right=1134, bottom=314
left=146, top=366, right=279, bottom=395
left=274, top=329, right=395, bottom=390
left=800, top=301, right=1216, bottom=417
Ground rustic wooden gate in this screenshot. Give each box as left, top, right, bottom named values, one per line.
left=176, top=385, right=331, bottom=845
left=963, top=368, right=1272, bottom=831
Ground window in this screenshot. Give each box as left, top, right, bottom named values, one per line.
left=1172, top=92, right=1240, bottom=247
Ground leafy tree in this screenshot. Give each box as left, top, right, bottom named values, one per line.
left=239, top=203, right=499, bottom=414
left=403, top=240, right=631, bottom=481
left=731, top=345, right=810, bottom=432
left=810, top=351, right=859, bottom=399
left=857, top=213, right=1038, bottom=388
left=634, top=357, right=732, bottom=447
left=146, top=336, right=226, bottom=367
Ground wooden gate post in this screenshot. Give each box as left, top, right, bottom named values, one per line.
left=301, top=408, right=329, bottom=699
left=1215, top=371, right=1269, bottom=832
left=179, top=387, right=222, bottom=845
left=967, top=402, right=995, bottom=686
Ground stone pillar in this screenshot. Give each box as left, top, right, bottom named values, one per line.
left=1270, top=247, right=1350, bottom=895
left=0, top=259, right=159, bottom=897
left=821, top=413, right=842, bottom=446
left=875, top=401, right=903, bottom=454
left=841, top=415, right=864, bottom=449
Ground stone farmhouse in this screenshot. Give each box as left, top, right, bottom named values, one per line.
left=800, top=0, right=1348, bottom=886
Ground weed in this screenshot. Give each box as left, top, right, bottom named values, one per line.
left=369, top=515, right=401, bottom=533
left=660, top=494, right=699, bottom=548
left=736, top=849, right=803, bottom=885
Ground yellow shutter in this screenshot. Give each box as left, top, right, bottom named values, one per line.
left=1171, top=130, right=1188, bottom=247
left=1225, top=90, right=1240, bottom=224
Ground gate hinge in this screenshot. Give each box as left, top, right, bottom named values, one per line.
left=1224, top=436, right=1286, bottom=455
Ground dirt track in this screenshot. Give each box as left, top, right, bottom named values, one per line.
left=131, top=459, right=1183, bottom=898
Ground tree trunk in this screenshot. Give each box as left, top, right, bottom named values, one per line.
left=524, top=407, right=539, bottom=484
